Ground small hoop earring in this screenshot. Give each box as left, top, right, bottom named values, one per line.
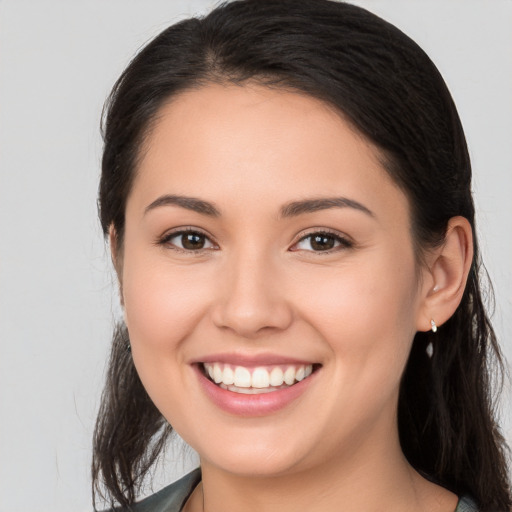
left=430, top=319, right=438, bottom=333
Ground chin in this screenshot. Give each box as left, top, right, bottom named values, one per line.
left=188, top=428, right=319, bottom=478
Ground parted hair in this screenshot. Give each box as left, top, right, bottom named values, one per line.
left=92, top=1, right=511, bottom=510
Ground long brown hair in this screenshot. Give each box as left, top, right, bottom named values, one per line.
left=93, top=1, right=511, bottom=510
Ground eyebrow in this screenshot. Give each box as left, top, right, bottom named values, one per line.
left=144, top=194, right=373, bottom=218
left=280, top=197, right=374, bottom=218
left=145, top=194, right=221, bottom=217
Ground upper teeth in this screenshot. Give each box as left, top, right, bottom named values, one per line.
left=204, top=363, right=313, bottom=388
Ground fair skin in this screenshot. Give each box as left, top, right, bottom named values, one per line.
left=114, top=84, right=472, bottom=512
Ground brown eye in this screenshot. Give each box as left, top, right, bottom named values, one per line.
left=181, top=232, right=206, bottom=250
left=162, top=230, right=216, bottom=251
left=293, top=231, right=352, bottom=252
left=310, top=234, right=336, bottom=251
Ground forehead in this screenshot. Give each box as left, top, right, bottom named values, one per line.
left=130, top=83, right=409, bottom=224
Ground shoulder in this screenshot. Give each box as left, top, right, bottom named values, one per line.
left=455, top=495, right=479, bottom=512
left=106, top=468, right=201, bottom=512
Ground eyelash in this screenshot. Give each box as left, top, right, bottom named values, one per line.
left=157, top=228, right=218, bottom=254
left=291, top=229, right=353, bottom=254
left=157, top=228, right=353, bottom=254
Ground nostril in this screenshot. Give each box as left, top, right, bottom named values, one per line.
left=210, top=282, right=294, bottom=337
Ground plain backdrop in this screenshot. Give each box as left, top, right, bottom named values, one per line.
left=0, top=1, right=511, bottom=511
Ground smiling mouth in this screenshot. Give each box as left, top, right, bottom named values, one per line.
left=201, top=362, right=319, bottom=394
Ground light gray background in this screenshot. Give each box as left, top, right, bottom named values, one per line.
left=1, top=1, right=511, bottom=511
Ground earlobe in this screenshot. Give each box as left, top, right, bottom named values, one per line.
left=417, top=216, right=473, bottom=332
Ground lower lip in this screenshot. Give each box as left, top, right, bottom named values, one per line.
left=194, top=365, right=318, bottom=416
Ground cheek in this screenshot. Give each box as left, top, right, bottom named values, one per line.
left=121, top=247, right=212, bottom=354
left=300, top=264, right=419, bottom=437
left=119, top=248, right=216, bottom=427
left=292, top=255, right=419, bottom=379
left=296, top=255, right=417, bottom=330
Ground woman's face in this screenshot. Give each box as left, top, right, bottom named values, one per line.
left=120, top=84, right=431, bottom=477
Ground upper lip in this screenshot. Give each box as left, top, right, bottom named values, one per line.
left=191, top=352, right=318, bottom=366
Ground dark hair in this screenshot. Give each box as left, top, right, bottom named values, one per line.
left=93, top=1, right=511, bottom=510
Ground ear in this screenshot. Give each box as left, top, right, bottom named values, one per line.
left=109, top=225, right=124, bottom=307
left=416, top=216, right=473, bottom=332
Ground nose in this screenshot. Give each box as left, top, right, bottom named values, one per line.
left=211, top=250, right=293, bottom=339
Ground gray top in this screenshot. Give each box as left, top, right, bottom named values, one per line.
left=117, top=468, right=479, bottom=512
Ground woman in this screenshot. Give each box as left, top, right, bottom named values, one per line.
left=92, top=1, right=511, bottom=511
